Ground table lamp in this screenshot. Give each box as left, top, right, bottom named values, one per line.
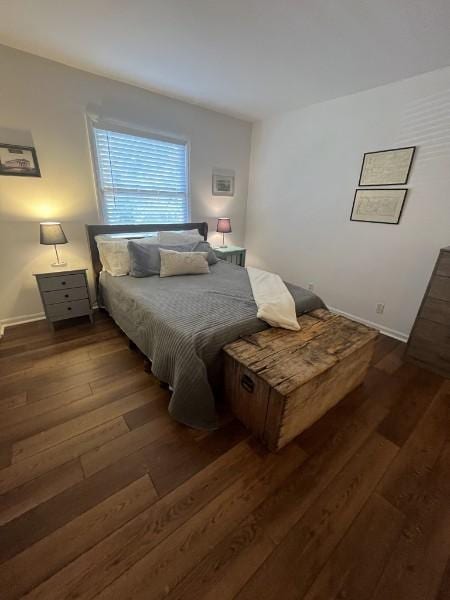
left=216, top=217, right=232, bottom=247
left=40, top=222, right=68, bottom=267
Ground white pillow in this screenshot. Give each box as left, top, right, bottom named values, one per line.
left=159, top=249, right=209, bottom=278
left=158, top=229, right=203, bottom=245
left=95, top=234, right=159, bottom=276
left=96, top=240, right=130, bottom=276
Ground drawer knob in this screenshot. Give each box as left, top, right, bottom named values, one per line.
left=64, top=294, right=69, bottom=298
left=67, top=307, right=72, bottom=311
left=61, top=281, right=67, bottom=286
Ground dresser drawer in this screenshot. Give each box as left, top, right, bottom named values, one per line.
left=429, top=275, right=450, bottom=302
left=39, top=273, right=86, bottom=292
left=42, top=287, right=88, bottom=305
left=436, top=251, right=450, bottom=277
left=46, top=299, right=91, bottom=320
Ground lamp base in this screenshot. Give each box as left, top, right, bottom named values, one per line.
left=218, top=245, right=228, bottom=248
left=51, top=261, right=67, bottom=268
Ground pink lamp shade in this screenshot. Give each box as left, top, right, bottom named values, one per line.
left=216, top=218, right=232, bottom=234
left=216, top=217, right=231, bottom=247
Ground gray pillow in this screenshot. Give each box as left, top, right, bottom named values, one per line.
left=128, top=241, right=197, bottom=277
left=193, top=241, right=219, bottom=265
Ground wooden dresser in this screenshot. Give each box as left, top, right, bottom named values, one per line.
left=406, top=246, right=450, bottom=377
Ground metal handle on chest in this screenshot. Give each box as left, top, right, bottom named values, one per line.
left=241, top=374, right=255, bottom=393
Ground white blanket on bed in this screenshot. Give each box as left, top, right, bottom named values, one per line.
left=247, top=266, right=300, bottom=331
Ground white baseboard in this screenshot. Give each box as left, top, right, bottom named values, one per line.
left=0, top=312, right=46, bottom=338
left=328, top=305, right=409, bottom=343
left=0, top=304, right=99, bottom=338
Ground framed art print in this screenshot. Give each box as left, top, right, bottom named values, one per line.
left=0, top=143, right=41, bottom=177
left=350, top=188, right=408, bottom=224
left=212, top=171, right=235, bottom=196
left=358, top=146, right=415, bottom=186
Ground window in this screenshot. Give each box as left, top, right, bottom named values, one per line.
left=92, top=124, right=189, bottom=224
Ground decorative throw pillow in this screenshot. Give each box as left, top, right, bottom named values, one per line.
left=96, top=234, right=159, bottom=276
left=159, top=249, right=210, bottom=278
left=158, top=229, right=203, bottom=245
left=192, top=241, right=219, bottom=265
left=128, top=241, right=198, bottom=277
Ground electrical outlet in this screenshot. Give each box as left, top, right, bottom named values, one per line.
left=308, top=282, right=314, bottom=291
left=376, top=303, right=385, bottom=314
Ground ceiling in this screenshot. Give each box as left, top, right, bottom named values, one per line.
left=1, top=0, right=450, bottom=121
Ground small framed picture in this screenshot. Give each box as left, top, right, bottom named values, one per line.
left=0, top=143, right=41, bottom=177
left=212, top=173, right=234, bottom=196
left=350, top=188, right=408, bottom=224
left=358, top=146, right=415, bottom=186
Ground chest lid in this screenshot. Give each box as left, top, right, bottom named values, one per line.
left=224, top=309, right=378, bottom=396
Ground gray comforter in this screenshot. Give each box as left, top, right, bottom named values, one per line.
left=99, top=261, right=325, bottom=430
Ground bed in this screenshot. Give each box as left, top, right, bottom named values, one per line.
left=86, top=222, right=325, bottom=430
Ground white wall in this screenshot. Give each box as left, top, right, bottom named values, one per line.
left=0, top=45, right=251, bottom=324
left=246, top=66, right=450, bottom=340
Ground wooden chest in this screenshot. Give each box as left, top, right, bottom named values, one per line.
left=223, top=309, right=378, bottom=451
left=406, top=246, right=450, bottom=377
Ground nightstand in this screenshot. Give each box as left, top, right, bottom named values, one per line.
left=213, top=245, right=246, bottom=267
left=34, top=267, right=94, bottom=331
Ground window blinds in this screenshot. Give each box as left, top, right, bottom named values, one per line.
left=92, top=126, right=189, bottom=224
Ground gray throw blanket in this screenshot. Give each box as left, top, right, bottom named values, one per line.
left=99, top=261, right=325, bottom=430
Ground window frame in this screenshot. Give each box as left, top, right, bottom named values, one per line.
left=87, top=117, right=191, bottom=225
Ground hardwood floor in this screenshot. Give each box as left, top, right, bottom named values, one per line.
left=0, top=311, right=448, bottom=599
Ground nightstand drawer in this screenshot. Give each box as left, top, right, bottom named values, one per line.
left=39, top=273, right=86, bottom=292
left=46, top=299, right=91, bottom=320
left=43, top=287, right=88, bottom=305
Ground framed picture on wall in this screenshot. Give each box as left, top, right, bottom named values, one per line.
left=350, top=188, right=408, bottom=224
left=0, top=143, right=41, bottom=177
left=212, top=171, right=235, bottom=196
left=358, top=146, right=415, bottom=186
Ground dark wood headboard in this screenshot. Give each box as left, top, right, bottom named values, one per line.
left=85, top=221, right=209, bottom=285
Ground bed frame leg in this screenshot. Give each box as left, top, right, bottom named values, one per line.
left=159, top=381, right=169, bottom=390
left=143, top=358, right=152, bottom=373
left=128, top=339, right=138, bottom=351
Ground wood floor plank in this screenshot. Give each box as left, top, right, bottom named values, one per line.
left=0, top=450, right=151, bottom=563
left=0, top=391, right=27, bottom=411
left=0, top=418, right=128, bottom=494
left=93, top=443, right=307, bottom=600
left=0, top=348, right=141, bottom=402
left=264, top=415, right=376, bottom=545
left=168, top=512, right=275, bottom=600
left=0, top=371, right=151, bottom=446
left=141, top=418, right=249, bottom=496
left=377, top=366, right=443, bottom=446
left=302, top=493, right=404, bottom=600
left=372, top=444, right=450, bottom=600
left=371, top=336, right=400, bottom=365
left=0, top=384, right=92, bottom=431
left=0, top=444, right=11, bottom=469
left=435, top=559, right=450, bottom=600
left=0, top=475, right=157, bottom=600
left=12, top=386, right=156, bottom=461
left=81, top=415, right=175, bottom=477
left=235, top=432, right=398, bottom=600
left=0, top=459, right=84, bottom=525
left=378, top=381, right=450, bottom=515
left=24, top=440, right=274, bottom=600
left=375, top=342, right=406, bottom=374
